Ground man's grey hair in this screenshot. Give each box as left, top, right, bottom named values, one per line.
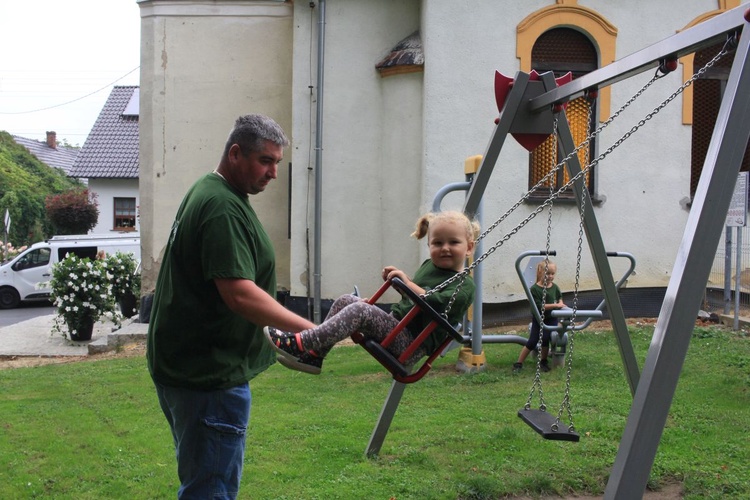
left=223, top=114, right=289, bottom=158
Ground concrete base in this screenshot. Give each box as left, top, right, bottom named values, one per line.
left=88, top=320, right=148, bottom=354
left=455, top=346, right=487, bottom=374
left=718, top=313, right=750, bottom=329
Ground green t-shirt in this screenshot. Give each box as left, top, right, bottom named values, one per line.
left=147, top=173, right=277, bottom=390
left=530, top=282, right=562, bottom=317
left=389, top=260, right=475, bottom=354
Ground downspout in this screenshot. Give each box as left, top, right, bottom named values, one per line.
left=313, top=0, right=326, bottom=322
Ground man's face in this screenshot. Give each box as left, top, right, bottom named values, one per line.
left=229, top=140, right=283, bottom=195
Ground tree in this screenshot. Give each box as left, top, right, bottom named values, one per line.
left=0, top=190, right=46, bottom=246
left=0, top=131, right=84, bottom=245
left=45, top=189, right=99, bottom=235
left=57, top=138, right=81, bottom=149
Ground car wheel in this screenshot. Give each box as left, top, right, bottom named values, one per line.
left=0, top=287, right=21, bottom=309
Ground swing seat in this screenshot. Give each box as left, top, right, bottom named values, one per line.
left=351, top=277, right=465, bottom=384
left=517, top=408, right=580, bottom=442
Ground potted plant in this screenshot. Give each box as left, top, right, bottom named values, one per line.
left=49, top=253, right=119, bottom=341
left=104, top=251, right=141, bottom=318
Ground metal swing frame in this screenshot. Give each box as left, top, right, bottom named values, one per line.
left=460, top=6, right=750, bottom=499
left=359, top=12, right=750, bottom=490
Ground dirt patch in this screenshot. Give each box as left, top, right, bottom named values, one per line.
left=0, top=341, right=146, bottom=370
left=510, top=481, right=683, bottom=499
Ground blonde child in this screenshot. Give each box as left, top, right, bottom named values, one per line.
left=264, top=210, right=480, bottom=374
left=513, top=259, right=566, bottom=373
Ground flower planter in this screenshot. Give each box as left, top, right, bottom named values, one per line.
left=118, top=292, right=138, bottom=318
left=69, top=317, right=95, bottom=342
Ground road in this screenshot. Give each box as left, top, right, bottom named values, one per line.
left=0, top=301, right=55, bottom=329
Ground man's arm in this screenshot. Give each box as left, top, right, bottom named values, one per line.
left=214, top=278, right=316, bottom=332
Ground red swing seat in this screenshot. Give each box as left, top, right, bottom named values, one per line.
left=350, top=277, right=465, bottom=384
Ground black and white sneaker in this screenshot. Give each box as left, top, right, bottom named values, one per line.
left=276, top=351, right=323, bottom=375
left=264, top=327, right=322, bottom=375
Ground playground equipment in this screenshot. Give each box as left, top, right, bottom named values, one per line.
left=458, top=7, right=750, bottom=499
left=515, top=250, right=636, bottom=365
left=352, top=14, right=750, bottom=500
left=515, top=250, right=636, bottom=441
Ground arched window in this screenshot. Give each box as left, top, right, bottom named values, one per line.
left=690, top=43, right=750, bottom=199
left=529, top=28, right=597, bottom=198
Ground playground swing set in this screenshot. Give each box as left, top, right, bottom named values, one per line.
left=346, top=6, right=750, bottom=499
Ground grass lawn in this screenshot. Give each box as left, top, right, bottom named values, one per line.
left=0, top=321, right=748, bottom=499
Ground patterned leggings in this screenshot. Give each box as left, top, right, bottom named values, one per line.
left=298, top=294, right=427, bottom=366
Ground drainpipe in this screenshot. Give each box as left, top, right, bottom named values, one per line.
left=313, top=0, right=326, bottom=322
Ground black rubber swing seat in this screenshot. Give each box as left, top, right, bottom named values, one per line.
left=517, top=408, right=580, bottom=442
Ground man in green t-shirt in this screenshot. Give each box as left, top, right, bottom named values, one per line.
left=147, top=115, right=315, bottom=499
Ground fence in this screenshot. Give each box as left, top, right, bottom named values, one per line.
left=706, top=225, right=750, bottom=326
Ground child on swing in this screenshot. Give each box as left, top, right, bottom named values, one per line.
left=513, top=259, right=567, bottom=373
left=264, top=210, right=480, bottom=374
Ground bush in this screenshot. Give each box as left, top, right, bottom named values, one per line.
left=45, top=189, right=99, bottom=235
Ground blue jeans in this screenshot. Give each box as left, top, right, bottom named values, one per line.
left=155, top=382, right=251, bottom=499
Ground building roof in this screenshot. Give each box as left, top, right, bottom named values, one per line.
left=11, top=134, right=79, bottom=175
left=376, top=30, right=424, bottom=77
left=70, top=85, right=139, bottom=179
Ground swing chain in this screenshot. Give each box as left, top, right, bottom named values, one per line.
left=526, top=118, right=559, bottom=409
left=556, top=125, right=590, bottom=431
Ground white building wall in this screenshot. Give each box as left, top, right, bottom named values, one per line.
left=415, top=0, right=746, bottom=302
left=139, top=0, right=749, bottom=305
left=138, top=0, right=293, bottom=294
left=290, top=0, right=421, bottom=301
left=87, top=178, right=140, bottom=234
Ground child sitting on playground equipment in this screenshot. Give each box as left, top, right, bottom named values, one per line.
left=513, top=259, right=567, bottom=373
left=264, top=210, right=480, bottom=375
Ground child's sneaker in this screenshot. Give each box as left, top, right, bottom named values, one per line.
left=264, top=327, right=305, bottom=359
left=540, top=359, right=551, bottom=372
left=277, top=351, right=323, bottom=375
left=264, top=327, right=322, bottom=375
left=512, top=362, right=523, bottom=373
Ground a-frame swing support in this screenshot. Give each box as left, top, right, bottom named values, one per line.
left=361, top=10, right=750, bottom=490
left=461, top=6, right=750, bottom=499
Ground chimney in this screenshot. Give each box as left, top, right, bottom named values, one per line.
left=46, top=131, right=57, bottom=149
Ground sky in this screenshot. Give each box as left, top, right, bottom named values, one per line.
left=0, top=0, right=141, bottom=146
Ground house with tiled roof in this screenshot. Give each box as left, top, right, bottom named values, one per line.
left=70, top=85, right=139, bottom=234
left=12, top=132, right=79, bottom=175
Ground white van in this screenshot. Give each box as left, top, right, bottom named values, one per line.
left=0, top=233, right=140, bottom=309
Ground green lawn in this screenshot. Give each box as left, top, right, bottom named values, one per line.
left=0, top=323, right=748, bottom=499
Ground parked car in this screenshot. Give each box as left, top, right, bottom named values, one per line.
left=0, top=233, right=140, bottom=309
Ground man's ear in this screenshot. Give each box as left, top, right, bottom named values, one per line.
left=227, top=143, right=242, bottom=162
